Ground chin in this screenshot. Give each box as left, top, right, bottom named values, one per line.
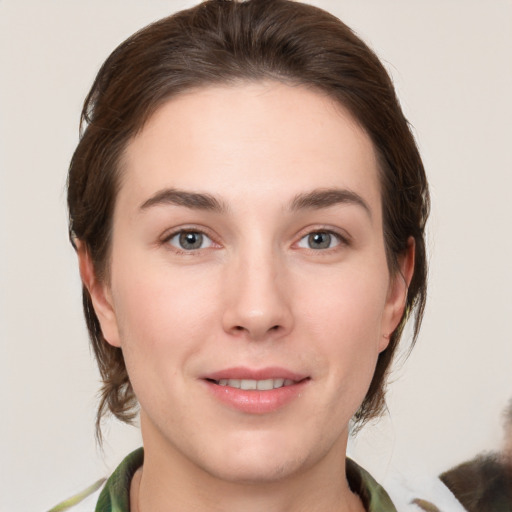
left=196, top=430, right=324, bottom=485
left=206, top=452, right=308, bottom=485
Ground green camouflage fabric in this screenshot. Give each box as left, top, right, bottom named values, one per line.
left=346, top=458, right=397, bottom=511
left=50, top=447, right=406, bottom=511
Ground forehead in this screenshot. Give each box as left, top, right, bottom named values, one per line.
left=119, top=81, right=381, bottom=214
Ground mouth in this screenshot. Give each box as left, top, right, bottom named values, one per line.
left=207, top=377, right=302, bottom=390
left=202, top=369, right=310, bottom=413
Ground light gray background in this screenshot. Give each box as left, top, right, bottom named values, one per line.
left=1, top=1, right=511, bottom=510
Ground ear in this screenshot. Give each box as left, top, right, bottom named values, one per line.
left=379, top=237, right=415, bottom=352
left=76, top=240, right=121, bottom=348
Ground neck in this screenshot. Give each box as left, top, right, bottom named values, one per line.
left=132, top=417, right=364, bottom=512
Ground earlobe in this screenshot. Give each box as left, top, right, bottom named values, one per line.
left=380, top=237, right=415, bottom=352
left=76, top=240, right=121, bottom=348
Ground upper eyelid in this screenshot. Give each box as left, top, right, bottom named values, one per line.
left=160, top=225, right=216, bottom=243
left=162, top=228, right=219, bottom=254
left=158, top=224, right=351, bottom=247
left=296, top=231, right=347, bottom=249
left=301, top=229, right=343, bottom=240
left=295, top=226, right=351, bottom=244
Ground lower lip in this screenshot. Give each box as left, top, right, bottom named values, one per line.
left=203, top=379, right=310, bottom=414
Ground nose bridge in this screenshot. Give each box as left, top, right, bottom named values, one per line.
left=222, top=238, right=293, bottom=341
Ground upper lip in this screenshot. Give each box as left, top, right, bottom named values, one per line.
left=203, top=366, right=308, bottom=382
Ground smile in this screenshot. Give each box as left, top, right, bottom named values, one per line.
left=214, top=378, right=297, bottom=390
left=203, top=369, right=310, bottom=414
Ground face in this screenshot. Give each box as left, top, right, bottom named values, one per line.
left=84, top=82, right=410, bottom=484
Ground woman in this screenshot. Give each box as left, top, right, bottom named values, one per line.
left=53, top=0, right=438, bottom=510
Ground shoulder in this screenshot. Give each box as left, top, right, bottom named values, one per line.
left=47, top=479, right=105, bottom=512
left=347, top=458, right=397, bottom=511
left=348, top=457, right=468, bottom=512
left=383, top=470, right=469, bottom=512
left=347, top=458, right=469, bottom=512
left=48, top=448, right=143, bottom=512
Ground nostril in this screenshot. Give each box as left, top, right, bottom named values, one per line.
left=231, top=324, right=281, bottom=336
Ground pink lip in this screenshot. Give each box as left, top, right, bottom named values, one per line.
left=201, top=367, right=310, bottom=414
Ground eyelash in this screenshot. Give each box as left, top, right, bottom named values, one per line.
left=161, top=227, right=218, bottom=254
left=295, top=228, right=350, bottom=252
left=160, top=227, right=350, bottom=254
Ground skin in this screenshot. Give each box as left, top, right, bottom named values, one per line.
left=79, top=81, right=414, bottom=512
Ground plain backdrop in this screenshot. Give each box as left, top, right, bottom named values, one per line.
left=1, top=1, right=511, bottom=510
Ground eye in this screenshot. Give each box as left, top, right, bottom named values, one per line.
left=167, top=230, right=215, bottom=251
left=297, top=230, right=342, bottom=250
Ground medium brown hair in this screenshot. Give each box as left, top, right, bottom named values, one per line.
left=68, top=0, right=429, bottom=436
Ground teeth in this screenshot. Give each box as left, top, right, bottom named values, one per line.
left=256, top=379, right=273, bottom=390
left=272, top=378, right=285, bottom=389
left=216, top=378, right=293, bottom=390
left=241, top=379, right=257, bottom=390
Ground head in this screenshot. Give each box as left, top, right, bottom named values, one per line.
left=69, top=0, right=428, bottom=444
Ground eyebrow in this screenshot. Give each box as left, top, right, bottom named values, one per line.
left=140, top=188, right=227, bottom=213
left=139, top=186, right=371, bottom=218
left=290, top=188, right=372, bottom=218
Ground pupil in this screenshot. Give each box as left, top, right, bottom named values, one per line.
left=179, top=232, right=202, bottom=249
left=309, top=232, right=331, bottom=249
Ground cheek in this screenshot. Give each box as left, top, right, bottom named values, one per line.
left=298, top=263, right=389, bottom=343
left=109, top=259, right=223, bottom=416
left=295, top=262, right=389, bottom=394
left=110, top=255, right=221, bottom=361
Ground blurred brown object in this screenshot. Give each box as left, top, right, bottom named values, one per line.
left=440, top=400, right=512, bottom=512
left=440, top=454, right=512, bottom=512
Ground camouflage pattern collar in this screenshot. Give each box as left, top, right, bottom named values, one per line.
left=346, top=458, right=397, bottom=511
left=95, top=448, right=144, bottom=512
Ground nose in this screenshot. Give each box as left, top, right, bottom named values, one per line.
left=221, top=249, right=294, bottom=342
